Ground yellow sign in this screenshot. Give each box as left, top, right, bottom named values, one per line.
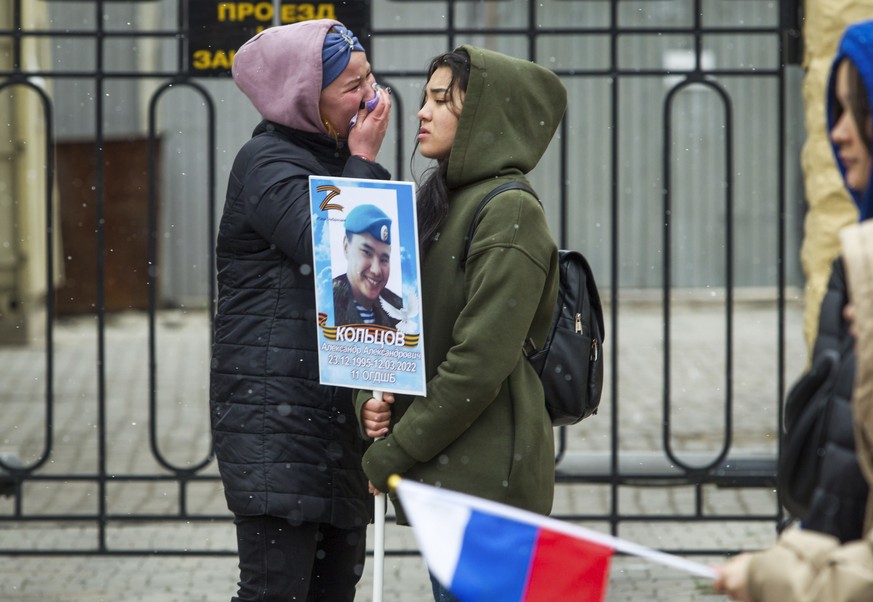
left=187, top=0, right=370, bottom=77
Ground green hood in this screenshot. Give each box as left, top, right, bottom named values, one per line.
left=446, top=45, right=568, bottom=188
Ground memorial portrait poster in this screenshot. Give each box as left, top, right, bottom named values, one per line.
left=309, top=176, right=425, bottom=396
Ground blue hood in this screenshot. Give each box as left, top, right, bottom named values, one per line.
left=827, top=19, right=873, bottom=221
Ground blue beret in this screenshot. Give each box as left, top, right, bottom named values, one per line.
left=345, top=204, right=391, bottom=245
left=322, top=26, right=365, bottom=89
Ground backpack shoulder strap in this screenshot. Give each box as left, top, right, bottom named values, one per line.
left=460, top=182, right=539, bottom=269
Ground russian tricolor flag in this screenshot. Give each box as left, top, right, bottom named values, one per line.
left=393, top=478, right=716, bottom=602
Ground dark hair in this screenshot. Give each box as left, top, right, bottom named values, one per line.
left=414, top=49, right=471, bottom=254
left=835, top=59, right=872, bottom=152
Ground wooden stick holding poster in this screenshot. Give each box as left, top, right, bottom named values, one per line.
left=309, top=176, right=425, bottom=602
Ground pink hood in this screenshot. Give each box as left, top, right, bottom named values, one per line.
left=232, top=19, right=341, bottom=133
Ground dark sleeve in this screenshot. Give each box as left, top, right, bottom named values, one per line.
left=342, top=155, right=392, bottom=180
left=242, top=145, right=391, bottom=266
left=812, top=257, right=851, bottom=360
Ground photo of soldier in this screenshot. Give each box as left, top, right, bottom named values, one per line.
left=333, top=203, right=403, bottom=327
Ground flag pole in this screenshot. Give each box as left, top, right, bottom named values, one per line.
left=372, top=390, right=386, bottom=602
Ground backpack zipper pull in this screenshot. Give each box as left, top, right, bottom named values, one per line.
left=575, top=313, right=582, bottom=334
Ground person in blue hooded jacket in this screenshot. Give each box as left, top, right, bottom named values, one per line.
left=714, top=18, right=873, bottom=601
left=210, top=19, right=391, bottom=602
left=783, top=17, right=873, bottom=544
left=784, top=18, right=873, bottom=543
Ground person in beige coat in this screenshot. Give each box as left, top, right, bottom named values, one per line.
left=714, top=19, right=873, bottom=601
left=713, top=224, right=873, bottom=601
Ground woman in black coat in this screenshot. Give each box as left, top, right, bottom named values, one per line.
left=801, top=258, right=868, bottom=542
left=210, top=19, right=392, bottom=602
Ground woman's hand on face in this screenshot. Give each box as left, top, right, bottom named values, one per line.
left=348, top=87, right=392, bottom=161
left=712, top=553, right=753, bottom=601
left=361, top=391, right=394, bottom=439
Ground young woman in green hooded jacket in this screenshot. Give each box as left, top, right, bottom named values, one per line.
left=357, top=46, right=567, bottom=601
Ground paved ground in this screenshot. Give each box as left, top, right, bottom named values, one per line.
left=0, top=296, right=808, bottom=601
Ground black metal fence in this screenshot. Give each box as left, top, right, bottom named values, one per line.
left=0, top=0, right=801, bottom=556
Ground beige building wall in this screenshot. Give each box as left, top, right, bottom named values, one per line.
left=0, top=2, right=60, bottom=344
left=800, top=0, right=873, bottom=354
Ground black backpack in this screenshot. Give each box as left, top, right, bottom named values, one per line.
left=777, top=338, right=862, bottom=527
left=461, top=182, right=606, bottom=426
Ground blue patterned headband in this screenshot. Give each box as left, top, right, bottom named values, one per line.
left=322, top=26, right=365, bottom=89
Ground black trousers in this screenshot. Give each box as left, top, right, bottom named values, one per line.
left=232, top=514, right=366, bottom=602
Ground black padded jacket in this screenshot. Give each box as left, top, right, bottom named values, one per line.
left=804, top=258, right=869, bottom=542
left=209, top=120, right=389, bottom=528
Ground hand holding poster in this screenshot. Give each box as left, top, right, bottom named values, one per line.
left=309, top=176, right=426, bottom=396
